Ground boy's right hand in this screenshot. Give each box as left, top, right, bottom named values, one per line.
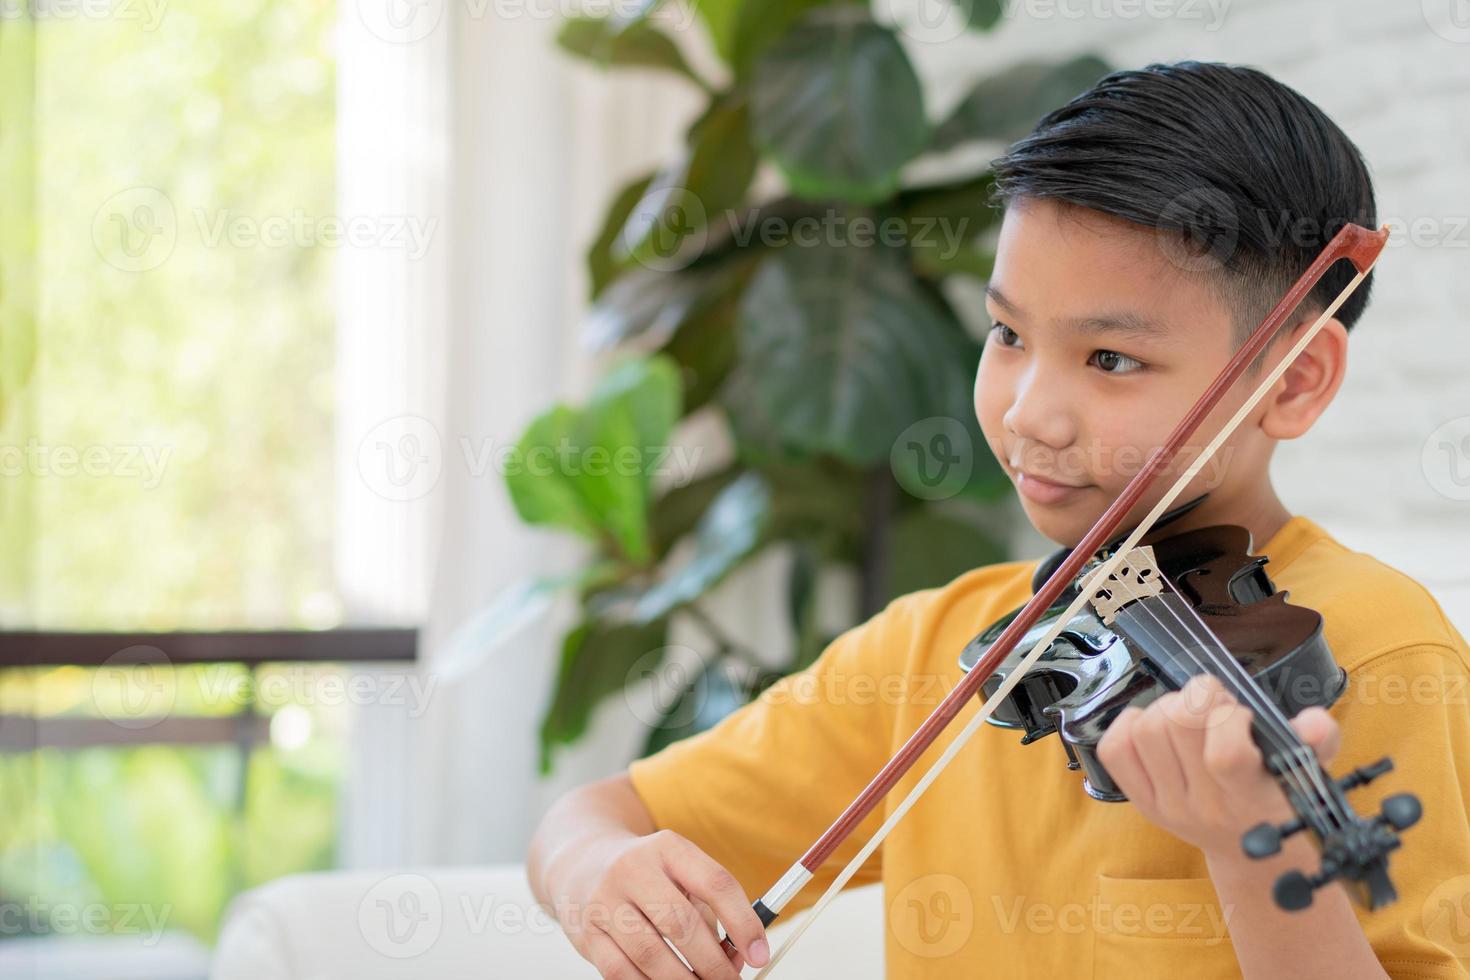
left=546, top=828, right=771, bottom=979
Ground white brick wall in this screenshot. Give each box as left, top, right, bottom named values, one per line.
left=901, top=0, right=1470, bottom=633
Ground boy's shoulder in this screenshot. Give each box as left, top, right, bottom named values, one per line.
left=1268, top=515, right=1469, bottom=675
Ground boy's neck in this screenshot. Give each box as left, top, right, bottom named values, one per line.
left=1148, top=484, right=1294, bottom=555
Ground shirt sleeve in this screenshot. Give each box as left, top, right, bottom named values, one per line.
left=627, top=589, right=931, bottom=915
left=1332, top=643, right=1470, bottom=978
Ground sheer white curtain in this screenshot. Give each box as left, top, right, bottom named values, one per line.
left=336, top=1, right=710, bottom=867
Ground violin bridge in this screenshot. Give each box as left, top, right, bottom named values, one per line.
left=1080, top=546, right=1164, bottom=625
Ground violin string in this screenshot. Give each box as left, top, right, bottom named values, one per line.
left=1115, top=564, right=1350, bottom=827
left=1139, top=573, right=1352, bottom=826
left=1108, top=578, right=1342, bottom=828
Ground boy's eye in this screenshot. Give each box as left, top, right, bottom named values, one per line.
left=1089, top=349, right=1144, bottom=374
left=989, top=322, right=1021, bottom=348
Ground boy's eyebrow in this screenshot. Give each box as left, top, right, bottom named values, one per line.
left=986, top=284, right=1170, bottom=340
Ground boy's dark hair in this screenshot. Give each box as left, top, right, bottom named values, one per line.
left=989, top=61, right=1378, bottom=339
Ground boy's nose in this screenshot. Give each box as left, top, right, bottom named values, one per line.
left=1002, top=375, right=1078, bottom=453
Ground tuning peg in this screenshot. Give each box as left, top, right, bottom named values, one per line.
left=1379, top=793, right=1422, bottom=831
left=1336, top=757, right=1393, bottom=792
left=1242, top=814, right=1305, bottom=858
left=1274, top=868, right=1329, bottom=911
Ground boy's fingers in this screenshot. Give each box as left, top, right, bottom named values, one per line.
left=640, top=882, right=742, bottom=980
left=1098, top=706, right=1156, bottom=809
left=584, top=927, right=653, bottom=980
left=694, top=902, right=745, bottom=969
left=610, top=907, right=698, bottom=980
left=666, top=840, right=769, bottom=967
left=1290, top=706, right=1341, bottom=764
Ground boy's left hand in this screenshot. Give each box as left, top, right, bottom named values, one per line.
left=1097, top=674, right=1341, bottom=862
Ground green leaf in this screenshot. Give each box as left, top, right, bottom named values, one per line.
left=650, top=467, right=742, bottom=558
left=584, top=265, right=715, bottom=352
left=540, top=616, right=669, bottom=773
left=727, top=241, right=976, bottom=464
left=962, top=0, right=1004, bottom=30
left=933, top=55, right=1111, bottom=151
left=432, top=567, right=614, bottom=682
left=629, top=472, right=771, bottom=622
left=730, top=0, right=850, bottom=79
left=641, top=660, right=745, bottom=756
left=885, top=505, right=1006, bottom=599
left=588, top=172, right=655, bottom=299
left=895, top=174, right=1001, bottom=281
left=615, top=95, right=759, bottom=273
left=505, top=357, right=682, bottom=564
left=691, top=0, right=741, bottom=65
left=556, top=15, right=702, bottom=84
left=786, top=538, right=825, bottom=671
left=750, top=9, right=929, bottom=204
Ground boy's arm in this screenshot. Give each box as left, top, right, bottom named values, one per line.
left=528, top=584, right=938, bottom=978
left=1101, top=647, right=1470, bottom=980
left=527, top=772, right=770, bottom=979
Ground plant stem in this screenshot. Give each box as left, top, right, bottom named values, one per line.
left=683, top=601, right=764, bottom=669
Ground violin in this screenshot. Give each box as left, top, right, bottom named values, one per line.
left=959, top=503, right=1423, bottom=911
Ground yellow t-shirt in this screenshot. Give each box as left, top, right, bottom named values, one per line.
left=628, top=515, right=1470, bottom=978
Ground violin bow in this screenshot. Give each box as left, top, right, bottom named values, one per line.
left=723, top=222, right=1391, bottom=976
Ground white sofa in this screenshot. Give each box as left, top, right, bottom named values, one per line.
left=211, top=865, right=883, bottom=979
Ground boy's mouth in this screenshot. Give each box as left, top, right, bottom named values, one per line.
left=1013, top=469, right=1093, bottom=505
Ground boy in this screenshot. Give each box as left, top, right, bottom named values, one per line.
left=528, top=61, right=1470, bottom=979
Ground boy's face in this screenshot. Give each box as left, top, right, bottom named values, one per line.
left=976, top=197, right=1270, bottom=547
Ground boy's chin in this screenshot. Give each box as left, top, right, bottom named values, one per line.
left=1017, top=498, right=1102, bottom=550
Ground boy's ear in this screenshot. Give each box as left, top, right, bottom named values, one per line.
left=1259, top=317, right=1349, bottom=440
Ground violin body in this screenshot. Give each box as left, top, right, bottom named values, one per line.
left=959, top=524, right=1347, bottom=801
